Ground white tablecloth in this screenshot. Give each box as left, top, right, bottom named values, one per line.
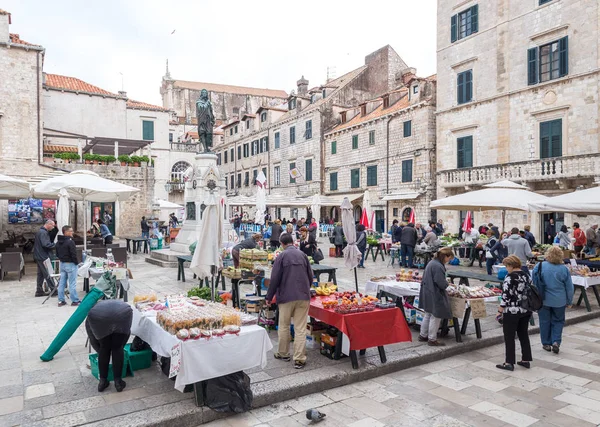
left=131, top=309, right=273, bottom=391
left=572, top=275, right=600, bottom=289
left=365, top=280, right=421, bottom=297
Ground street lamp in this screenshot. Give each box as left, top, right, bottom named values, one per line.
left=164, top=182, right=172, bottom=193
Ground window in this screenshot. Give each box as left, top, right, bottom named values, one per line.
left=330, top=172, right=338, bottom=191
left=402, top=159, right=413, bottom=183
left=352, top=135, right=358, bottom=150
left=237, top=173, right=241, bottom=188
left=251, top=140, right=258, bottom=156
left=217, top=153, right=222, bottom=165
left=311, top=94, right=316, bottom=104
left=274, top=132, right=280, bottom=149
left=528, top=37, right=568, bottom=85
left=540, top=119, right=562, bottom=159
left=262, top=167, right=267, bottom=179
left=290, top=126, right=296, bottom=144
left=260, top=112, right=267, bottom=122
left=225, top=175, right=228, bottom=189
left=260, top=137, right=268, bottom=153
left=305, top=159, right=313, bottom=181
left=288, top=98, right=296, bottom=110
left=230, top=148, right=234, bottom=162
left=331, top=140, right=337, bottom=154
left=289, top=162, right=296, bottom=184
left=224, top=151, right=228, bottom=164
left=234, top=125, right=238, bottom=134
left=170, top=161, right=191, bottom=182
left=457, top=70, right=473, bottom=104
left=451, top=5, right=478, bottom=43
left=413, top=86, right=419, bottom=94
left=233, top=107, right=239, bottom=116
left=274, top=166, right=281, bottom=186
left=403, top=121, right=412, bottom=137
left=366, top=166, right=377, bottom=186
left=246, top=120, right=250, bottom=129
left=142, top=120, right=154, bottom=141
left=168, top=132, right=173, bottom=142
left=237, top=146, right=241, bottom=160
left=243, top=143, right=249, bottom=158
left=351, top=169, right=360, bottom=188
left=369, top=130, right=375, bottom=145
left=230, top=128, right=233, bottom=136
left=253, top=169, right=258, bottom=185
left=457, top=136, right=473, bottom=169
left=539, top=0, right=553, bottom=4
left=322, top=89, right=326, bottom=98
left=305, top=120, right=312, bottom=139
left=244, top=172, right=249, bottom=187
left=230, top=175, right=234, bottom=189
left=393, top=208, right=399, bottom=217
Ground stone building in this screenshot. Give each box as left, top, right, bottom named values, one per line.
left=325, top=73, right=437, bottom=232
left=217, top=45, right=412, bottom=221
left=436, top=0, right=600, bottom=238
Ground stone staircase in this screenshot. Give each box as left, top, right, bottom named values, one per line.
left=145, top=248, right=188, bottom=268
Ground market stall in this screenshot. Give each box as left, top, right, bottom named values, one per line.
left=567, top=264, right=600, bottom=312
left=445, top=284, right=500, bottom=342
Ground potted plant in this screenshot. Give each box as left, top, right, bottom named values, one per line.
left=66, top=153, right=80, bottom=163
left=130, top=155, right=141, bottom=167
left=140, top=155, right=149, bottom=167
left=53, top=153, right=64, bottom=164
left=118, top=155, right=130, bottom=166
left=104, top=155, right=116, bottom=164
left=83, top=153, right=94, bottom=164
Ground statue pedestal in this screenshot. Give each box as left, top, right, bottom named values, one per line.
left=170, top=153, right=227, bottom=254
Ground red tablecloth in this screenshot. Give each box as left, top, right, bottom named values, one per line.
left=309, top=296, right=412, bottom=350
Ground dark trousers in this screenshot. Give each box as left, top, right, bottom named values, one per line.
left=270, top=241, right=281, bottom=250
left=400, top=245, right=415, bottom=268
left=86, top=323, right=130, bottom=380
left=502, top=312, right=532, bottom=365
left=485, top=258, right=496, bottom=275
left=335, top=245, right=343, bottom=257
left=35, top=258, right=54, bottom=293
left=104, top=235, right=114, bottom=245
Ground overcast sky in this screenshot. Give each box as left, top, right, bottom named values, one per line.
left=5, top=0, right=437, bottom=105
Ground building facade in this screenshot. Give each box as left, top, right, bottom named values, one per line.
left=436, top=0, right=600, bottom=237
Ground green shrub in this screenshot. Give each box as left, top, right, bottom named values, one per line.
left=117, top=155, right=131, bottom=164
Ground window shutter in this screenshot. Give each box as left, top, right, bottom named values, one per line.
left=457, top=72, right=464, bottom=104
left=465, top=70, right=473, bottom=102
left=451, top=15, right=458, bottom=43
left=559, top=36, right=568, bottom=77
left=464, top=136, right=473, bottom=167
left=540, top=122, right=550, bottom=158
left=528, top=47, right=539, bottom=85
left=551, top=120, right=562, bottom=157
left=471, top=5, right=479, bottom=33
left=332, top=141, right=336, bottom=154
left=265, top=136, right=269, bottom=151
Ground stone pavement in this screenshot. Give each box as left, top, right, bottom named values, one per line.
left=0, top=242, right=599, bottom=426
left=203, top=317, right=600, bottom=427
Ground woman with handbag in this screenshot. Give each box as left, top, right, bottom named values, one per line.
left=532, top=246, right=574, bottom=354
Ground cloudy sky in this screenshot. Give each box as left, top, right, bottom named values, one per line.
left=5, top=0, right=437, bottom=105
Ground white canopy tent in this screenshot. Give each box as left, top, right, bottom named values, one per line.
left=529, top=186, right=600, bottom=214
left=155, top=199, right=183, bottom=209
left=0, top=174, right=31, bottom=199
left=311, top=194, right=321, bottom=226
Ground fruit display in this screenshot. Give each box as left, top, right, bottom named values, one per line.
left=315, top=282, right=337, bottom=296
left=156, top=301, right=242, bottom=336
left=133, top=293, right=157, bottom=304
left=370, top=276, right=395, bottom=282
left=396, top=269, right=421, bottom=283
left=446, top=284, right=498, bottom=299
left=317, top=292, right=379, bottom=314
left=222, top=266, right=242, bottom=279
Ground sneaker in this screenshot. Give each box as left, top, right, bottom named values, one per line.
left=428, top=340, right=446, bottom=347
left=496, top=363, right=514, bottom=371
left=542, top=345, right=552, bottom=352
left=57, top=301, right=67, bottom=307
left=71, top=302, right=80, bottom=307
left=274, top=353, right=291, bottom=362
left=418, top=335, right=428, bottom=342
left=552, top=342, right=560, bottom=354
left=294, top=361, right=306, bottom=369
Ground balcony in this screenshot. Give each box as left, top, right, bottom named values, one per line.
left=438, top=154, right=600, bottom=188
left=165, top=181, right=186, bottom=193
left=170, top=142, right=201, bottom=153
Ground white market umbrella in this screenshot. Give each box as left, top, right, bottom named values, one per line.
left=430, top=180, right=548, bottom=232
left=254, top=171, right=267, bottom=226
left=341, top=197, right=361, bottom=292
left=311, top=194, right=321, bottom=226
left=155, top=199, right=183, bottom=209
left=190, top=192, right=223, bottom=300
left=33, top=170, right=139, bottom=249
left=0, top=174, right=31, bottom=199
left=529, top=185, right=600, bottom=214
left=55, top=189, right=70, bottom=240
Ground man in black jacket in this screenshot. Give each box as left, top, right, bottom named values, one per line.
left=56, top=225, right=80, bottom=306
left=400, top=223, right=418, bottom=268
left=33, top=220, right=57, bottom=297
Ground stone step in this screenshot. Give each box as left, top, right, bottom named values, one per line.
left=144, top=257, right=178, bottom=268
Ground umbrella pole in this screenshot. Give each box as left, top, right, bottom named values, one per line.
left=84, top=199, right=87, bottom=251
left=501, top=210, right=506, bottom=234
left=354, top=267, right=359, bottom=293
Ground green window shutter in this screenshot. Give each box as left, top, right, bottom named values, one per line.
left=330, top=173, right=338, bottom=191
left=465, top=70, right=472, bottom=102
left=142, top=121, right=154, bottom=140
left=403, top=121, right=412, bottom=137
left=265, top=136, right=269, bottom=151
left=540, top=122, right=551, bottom=158
left=290, top=162, right=296, bottom=184
left=559, top=36, right=568, bottom=77
left=305, top=159, right=313, bottom=181
left=451, top=14, right=458, bottom=43
left=331, top=140, right=337, bottom=154
left=275, top=132, right=280, bottom=149
left=471, top=4, right=479, bottom=33
left=351, top=169, right=360, bottom=188
left=402, top=160, right=413, bottom=182
left=464, top=136, right=473, bottom=167
left=551, top=119, right=562, bottom=157
left=457, top=72, right=464, bottom=104
left=367, top=166, right=377, bottom=186
left=352, top=135, right=358, bottom=149
left=369, top=130, right=375, bottom=144
left=528, top=47, right=539, bottom=85
left=290, top=127, right=295, bottom=144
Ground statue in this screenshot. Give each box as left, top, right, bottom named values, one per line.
left=196, top=89, right=215, bottom=153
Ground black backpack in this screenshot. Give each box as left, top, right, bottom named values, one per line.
left=522, top=264, right=544, bottom=312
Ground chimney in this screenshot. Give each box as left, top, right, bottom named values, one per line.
left=340, top=111, right=347, bottom=124
left=397, top=67, right=417, bottom=86
left=0, top=10, right=11, bottom=43
left=296, top=75, right=309, bottom=96
left=360, top=103, right=367, bottom=117
left=382, top=94, right=390, bottom=109
left=118, top=90, right=127, bottom=98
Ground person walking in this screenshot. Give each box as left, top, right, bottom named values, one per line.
left=232, top=233, right=262, bottom=267
left=140, top=216, right=150, bottom=239
left=496, top=255, right=533, bottom=371
left=573, top=222, right=586, bottom=257
left=356, top=224, right=367, bottom=268
left=270, top=219, right=283, bottom=250
left=85, top=300, right=133, bottom=392
left=585, top=224, right=599, bottom=256
left=33, top=220, right=57, bottom=297
left=533, top=246, right=574, bottom=354
left=56, top=225, right=80, bottom=307
left=97, top=218, right=113, bottom=245
left=233, top=214, right=241, bottom=236
left=400, top=223, right=418, bottom=268
left=545, top=218, right=556, bottom=245
left=169, top=213, right=179, bottom=228
left=556, top=225, right=571, bottom=249
left=333, top=222, right=344, bottom=257
left=266, top=233, right=312, bottom=369
left=502, top=228, right=533, bottom=273
left=484, top=230, right=498, bottom=275
left=418, top=247, right=455, bottom=347
left=523, top=225, right=536, bottom=249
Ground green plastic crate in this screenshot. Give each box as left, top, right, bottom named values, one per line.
left=89, top=352, right=133, bottom=381
left=124, top=343, right=153, bottom=371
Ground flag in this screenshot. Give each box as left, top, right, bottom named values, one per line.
left=255, top=171, right=267, bottom=189
left=408, top=209, right=416, bottom=225
left=462, top=211, right=472, bottom=233
left=289, top=168, right=302, bottom=180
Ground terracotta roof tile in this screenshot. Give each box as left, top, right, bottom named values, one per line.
left=126, top=99, right=170, bottom=112
left=173, top=80, right=287, bottom=99
left=44, top=145, right=78, bottom=153
left=9, top=33, right=39, bottom=46
left=44, top=74, right=120, bottom=97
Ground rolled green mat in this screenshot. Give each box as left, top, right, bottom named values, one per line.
left=40, top=287, right=105, bottom=362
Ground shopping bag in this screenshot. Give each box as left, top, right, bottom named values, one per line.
left=313, top=248, right=324, bottom=263
left=203, top=371, right=253, bottom=413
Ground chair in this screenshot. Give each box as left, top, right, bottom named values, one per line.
left=90, top=238, right=104, bottom=245
left=5, top=247, right=22, bottom=253
left=112, top=247, right=127, bottom=266
left=91, top=248, right=106, bottom=258
left=1, top=252, right=24, bottom=281
left=76, top=248, right=83, bottom=263
left=106, top=243, right=120, bottom=249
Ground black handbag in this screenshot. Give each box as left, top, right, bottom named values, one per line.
left=313, top=248, right=324, bottom=262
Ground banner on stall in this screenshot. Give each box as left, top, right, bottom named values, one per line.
left=469, top=299, right=487, bottom=319
left=169, top=342, right=182, bottom=378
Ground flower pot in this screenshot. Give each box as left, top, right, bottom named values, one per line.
left=92, top=161, right=98, bottom=165
left=85, top=160, right=91, bottom=164
left=120, top=162, right=127, bottom=166
left=133, top=162, right=140, bottom=167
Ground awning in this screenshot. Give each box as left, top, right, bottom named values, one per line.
left=382, top=192, right=421, bottom=201
left=83, top=137, right=152, bottom=156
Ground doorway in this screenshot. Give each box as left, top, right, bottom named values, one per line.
left=92, top=202, right=115, bottom=235
left=375, top=210, right=385, bottom=233
left=542, top=212, right=564, bottom=244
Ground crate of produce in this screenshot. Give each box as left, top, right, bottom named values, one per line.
left=124, top=343, right=153, bottom=371
left=89, top=352, right=133, bottom=381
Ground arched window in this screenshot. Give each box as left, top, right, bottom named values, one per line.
left=171, top=161, right=191, bottom=182
left=402, top=207, right=412, bottom=223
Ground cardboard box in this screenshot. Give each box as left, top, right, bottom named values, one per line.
left=246, top=302, right=261, bottom=313
left=307, top=321, right=327, bottom=334
left=404, top=308, right=416, bottom=324
left=320, top=333, right=337, bottom=347
left=320, top=342, right=340, bottom=360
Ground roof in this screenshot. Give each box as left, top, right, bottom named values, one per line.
left=173, top=80, right=287, bottom=99
left=222, top=120, right=240, bottom=130
left=0, top=9, right=9, bottom=15
left=9, top=33, right=39, bottom=47
left=43, top=144, right=78, bottom=153
left=126, top=99, right=170, bottom=112
left=44, top=74, right=121, bottom=98
left=241, top=114, right=256, bottom=120
left=256, top=106, right=288, bottom=114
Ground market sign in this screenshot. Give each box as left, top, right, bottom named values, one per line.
left=166, top=295, right=186, bottom=312
left=169, top=342, right=182, bottom=378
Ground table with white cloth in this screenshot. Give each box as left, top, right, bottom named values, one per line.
left=571, top=275, right=600, bottom=312
left=365, top=280, right=421, bottom=298
left=131, top=308, right=273, bottom=393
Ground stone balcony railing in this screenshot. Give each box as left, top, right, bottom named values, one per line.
left=438, top=154, right=600, bottom=188
left=170, top=142, right=201, bottom=153
left=165, top=181, right=186, bottom=193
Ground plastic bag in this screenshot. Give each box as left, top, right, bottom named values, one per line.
left=203, top=371, right=253, bottom=413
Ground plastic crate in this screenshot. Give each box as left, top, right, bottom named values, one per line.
left=89, top=352, right=133, bottom=381
left=124, top=343, right=153, bottom=371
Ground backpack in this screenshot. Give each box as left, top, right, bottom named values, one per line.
left=522, top=264, right=544, bottom=312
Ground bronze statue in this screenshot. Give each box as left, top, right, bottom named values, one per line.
left=196, top=89, right=215, bottom=152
